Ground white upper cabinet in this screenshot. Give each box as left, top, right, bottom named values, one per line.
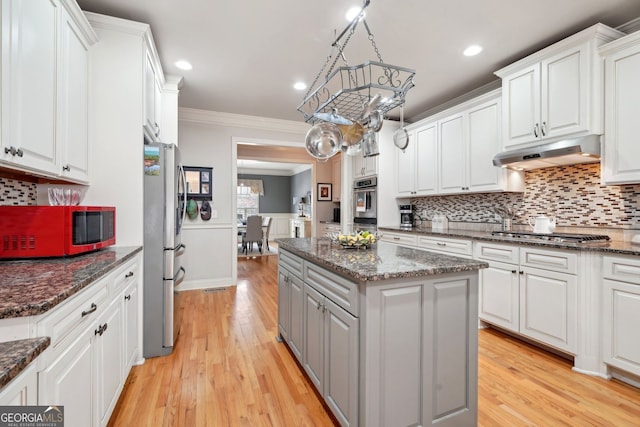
left=0, top=0, right=97, bottom=182
left=600, top=31, right=640, bottom=184
left=1, top=0, right=58, bottom=175
left=144, top=45, right=164, bottom=142
left=58, top=4, right=95, bottom=183
left=395, top=90, right=523, bottom=197
left=496, top=23, right=623, bottom=150
left=396, top=122, right=438, bottom=197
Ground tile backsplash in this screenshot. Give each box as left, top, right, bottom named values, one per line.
left=412, top=163, right=640, bottom=229
left=0, top=177, right=37, bottom=205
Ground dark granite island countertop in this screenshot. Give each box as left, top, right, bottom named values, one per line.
left=275, top=237, right=488, bottom=282
left=0, top=246, right=142, bottom=319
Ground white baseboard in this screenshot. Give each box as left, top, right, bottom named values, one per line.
left=176, top=278, right=237, bottom=291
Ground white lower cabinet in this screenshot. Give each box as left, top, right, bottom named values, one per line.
left=602, top=256, right=640, bottom=377
left=0, top=363, right=38, bottom=405
left=39, top=324, right=94, bottom=427
left=278, top=251, right=305, bottom=363
left=475, top=242, right=577, bottom=354
left=36, top=253, right=141, bottom=427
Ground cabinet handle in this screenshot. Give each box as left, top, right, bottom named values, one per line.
left=541, top=121, right=547, bottom=136
left=393, top=237, right=400, bottom=240
left=316, top=301, right=322, bottom=310
left=125, top=271, right=134, bottom=278
left=437, top=242, right=446, bottom=246
left=95, top=322, right=108, bottom=336
left=519, top=271, right=524, bottom=275
left=62, top=165, right=71, bottom=172
left=81, top=303, right=97, bottom=317
left=511, top=270, right=517, bottom=274
left=3, top=147, right=10, bottom=155
left=16, top=148, right=23, bottom=157
left=124, top=294, right=131, bottom=301
left=533, top=123, right=539, bottom=138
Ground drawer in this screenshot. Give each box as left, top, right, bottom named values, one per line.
left=379, top=231, right=417, bottom=247
left=36, top=277, right=109, bottom=351
left=303, top=262, right=359, bottom=317
left=520, top=247, right=577, bottom=275
left=279, top=250, right=304, bottom=279
left=418, top=235, right=473, bottom=257
left=474, top=242, right=519, bottom=264
left=602, top=256, right=640, bottom=285
left=108, top=258, right=140, bottom=296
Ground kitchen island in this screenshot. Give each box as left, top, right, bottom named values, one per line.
left=276, top=238, right=488, bottom=427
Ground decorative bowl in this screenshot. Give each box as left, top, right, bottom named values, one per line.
left=331, top=231, right=377, bottom=249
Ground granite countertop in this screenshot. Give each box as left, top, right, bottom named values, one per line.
left=379, top=226, right=640, bottom=256
left=276, top=238, right=488, bottom=282
left=0, top=337, right=50, bottom=389
left=0, top=246, right=142, bottom=319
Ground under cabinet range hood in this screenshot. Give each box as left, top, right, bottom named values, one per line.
left=492, top=135, right=602, bottom=170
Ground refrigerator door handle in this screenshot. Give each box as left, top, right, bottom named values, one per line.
left=178, top=163, right=187, bottom=225
left=173, top=266, right=186, bottom=286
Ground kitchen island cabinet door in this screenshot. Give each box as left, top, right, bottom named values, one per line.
left=323, top=297, right=359, bottom=427
left=303, top=284, right=325, bottom=392
left=288, top=273, right=304, bottom=363
left=39, top=326, right=94, bottom=427
left=0, top=363, right=37, bottom=405
left=277, top=269, right=291, bottom=342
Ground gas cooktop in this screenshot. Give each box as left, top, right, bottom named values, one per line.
left=490, top=231, right=611, bottom=244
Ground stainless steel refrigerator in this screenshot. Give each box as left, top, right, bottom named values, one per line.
left=143, top=142, right=187, bottom=357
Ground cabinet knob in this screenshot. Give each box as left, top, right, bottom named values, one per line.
left=62, top=165, right=71, bottom=172
left=124, top=294, right=131, bottom=301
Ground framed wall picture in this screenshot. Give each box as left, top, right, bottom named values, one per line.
left=184, top=166, right=213, bottom=200
left=317, top=183, right=332, bottom=201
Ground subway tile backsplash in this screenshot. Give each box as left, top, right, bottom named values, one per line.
left=0, top=177, right=37, bottom=206
left=412, top=163, right=640, bottom=229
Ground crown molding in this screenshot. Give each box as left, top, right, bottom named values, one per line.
left=179, top=108, right=310, bottom=135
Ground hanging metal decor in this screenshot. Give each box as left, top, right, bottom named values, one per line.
left=299, top=0, right=416, bottom=160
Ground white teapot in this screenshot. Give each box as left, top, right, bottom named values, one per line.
left=528, top=216, right=556, bottom=234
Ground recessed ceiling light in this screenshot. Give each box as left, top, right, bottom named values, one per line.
left=345, top=6, right=364, bottom=21
left=293, top=82, right=307, bottom=91
left=463, top=45, right=483, bottom=57
left=175, top=60, right=192, bottom=70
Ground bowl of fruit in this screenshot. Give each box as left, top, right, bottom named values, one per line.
left=332, top=231, right=377, bottom=249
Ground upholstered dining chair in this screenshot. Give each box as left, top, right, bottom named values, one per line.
left=242, top=215, right=263, bottom=254
left=262, top=216, right=273, bottom=251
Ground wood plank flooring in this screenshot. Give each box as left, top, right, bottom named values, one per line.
left=108, top=256, right=640, bottom=426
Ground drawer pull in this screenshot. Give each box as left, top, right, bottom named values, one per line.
left=94, top=322, right=108, bottom=336
left=511, top=270, right=517, bottom=274
left=124, top=294, right=131, bottom=301
left=393, top=237, right=400, bottom=240
left=125, top=271, right=134, bottom=278
left=437, top=242, right=446, bottom=246
left=81, top=303, right=97, bottom=317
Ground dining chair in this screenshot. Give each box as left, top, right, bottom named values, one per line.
left=262, top=216, right=273, bottom=251
left=242, top=215, right=263, bottom=254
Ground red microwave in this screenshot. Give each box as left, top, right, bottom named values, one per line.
left=0, top=206, right=116, bottom=259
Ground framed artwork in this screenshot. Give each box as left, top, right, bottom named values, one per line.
left=317, top=183, right=332, bottom=201
left=184, top=166, right=213, bottom=200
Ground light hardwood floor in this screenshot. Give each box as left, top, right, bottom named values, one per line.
left=108, top=256, right=640, bottom=426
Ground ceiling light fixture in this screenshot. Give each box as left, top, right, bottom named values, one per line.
left=298, top=0, right=416, bottom=160
left=175, top=60, right=193, bottom=70
left=463, top=45, right=483, bottom=57
left=293, top=82, right=307, bottom=91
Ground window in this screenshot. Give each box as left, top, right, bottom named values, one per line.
left=237, top=185, right=259, bottom=221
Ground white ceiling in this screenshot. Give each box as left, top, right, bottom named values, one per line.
left=76, top=0, right=640, bottom=125
left=237, top=159, right=311, bottom=176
